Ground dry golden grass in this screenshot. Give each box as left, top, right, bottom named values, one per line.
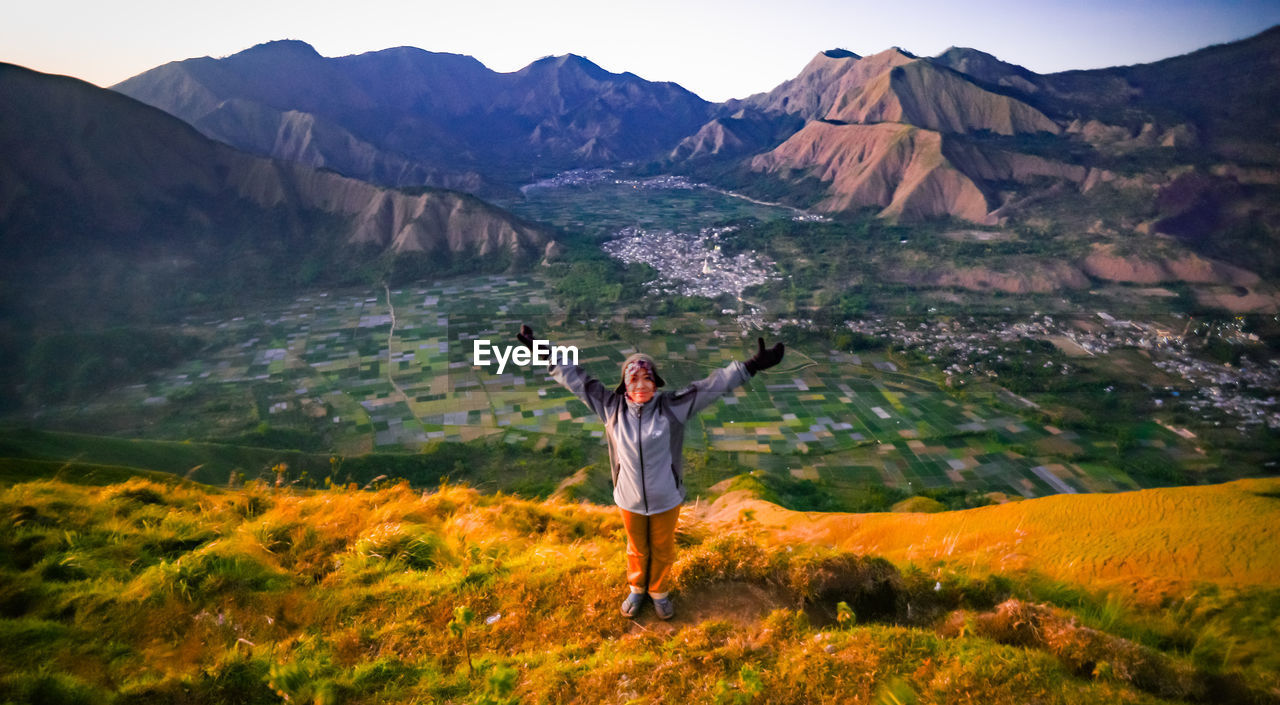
left=2, top=474, right=1278, bottom=703
left=697, top=477, right=1280, bottom=599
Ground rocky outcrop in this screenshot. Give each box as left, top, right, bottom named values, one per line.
left=671, top=118, right=747, bottom=160
left=229, top=157, right=543, bottom=256
left=1066, top=119, right=1199, bottom=151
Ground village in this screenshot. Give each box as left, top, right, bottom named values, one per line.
left=601, top=222, right=1280, bottom=433
left=520, top=168, right=698, bottom=192
left=842, top=313, right=1280, bottom=432
left=602, top=225, right=780, bottom=300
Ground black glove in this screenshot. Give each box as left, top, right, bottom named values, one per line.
left=516, top=324, right=534, bottom=350
left=744, top=337, right=784, bottom=376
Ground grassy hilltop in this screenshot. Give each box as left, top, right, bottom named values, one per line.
left=2, top=465, right=1279, bottom=704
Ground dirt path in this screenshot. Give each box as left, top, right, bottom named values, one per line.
left=383, top=284, right=412, bottom=408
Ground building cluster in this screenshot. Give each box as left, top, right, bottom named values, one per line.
left=840, top=312, right=1279, bottom=431
left=846, top=315, right=1073, bottom=381
left=519, top=168, right=615, bottom=192
left=614, top=175, right=697, bottom=190
left=602, top=226, right=779, bottom=300
left=520, top=169, right=698, bottom=193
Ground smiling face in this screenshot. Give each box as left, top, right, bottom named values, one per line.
left=624, top=363, right=655, bottom=404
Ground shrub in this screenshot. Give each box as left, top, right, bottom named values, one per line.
left=946, top=599, right=1266, bottom=702
left=0, top=670, right=108, bottom=705
left=0, top=618, right=70, bottom=669
left=117, top=656, right=276, bottom=705
left=485, top=501, right=607, bottom=542
left=133, top=548, right=287, bottom=602
left=105, top=479, right=168, bottom=507
left=268, top=658, right=341, bottom=705
left=353, top=522, right=448, bottom=570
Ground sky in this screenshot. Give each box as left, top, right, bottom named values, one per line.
left=4, top=0, right=1280, bottom=102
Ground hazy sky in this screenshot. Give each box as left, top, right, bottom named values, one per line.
left=5, top=0, right=1279, bottom=102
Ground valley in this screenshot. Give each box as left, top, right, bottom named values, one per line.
left=6, top=180, right=1276, bottom=509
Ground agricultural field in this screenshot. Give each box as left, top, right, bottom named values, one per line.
left=496, top=172, right=808, bottom=239
left=8, top=272, right=1201, bottom=502
left=7, top=177, right=1271, bottom=504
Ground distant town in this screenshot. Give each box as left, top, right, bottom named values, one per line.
left=598, top=220, right=1279, bottom=433
left=522, top=168, right=831, bottom=224
left=842, top=313, right=1280, bottom=432
left=521, top=168, right=695, bottom=192
left=602, top=225, right=780, bottom=300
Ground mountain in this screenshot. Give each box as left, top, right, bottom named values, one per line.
left=751, top=121, right=990, bottom=220
left=191, top=97, right=485, bottom=193
left=728, top=48, right=909, bottom=121
left=931, top=46, right=1044, bottom=96
left=0, top=63, right=551, bottom=325
left=824, top=56, right=1061, bottom=135
left=937, top=27, right=1280, bottom=163
left=748, top=121, right=1087, bottom=220
left=707, top=46, right=1057, bottom=154
left=113, top=41, right=714, bottom=191
left=695, top=28, right=1280, bottom=281
left=726, top=47, right=1076, bottom=221
left=1054, top=25, right=1280, bottom=161
left=669, top=107, right=804, bottom=162
left=501, top=54, right=712, bottom=164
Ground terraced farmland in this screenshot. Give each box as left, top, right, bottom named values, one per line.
left=32, top=274, right=1197, bottom=500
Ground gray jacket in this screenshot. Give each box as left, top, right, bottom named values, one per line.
left=550, top=361, right=751, bottom=515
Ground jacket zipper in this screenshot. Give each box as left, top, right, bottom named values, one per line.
left=635, top=404, right=648, bottom=513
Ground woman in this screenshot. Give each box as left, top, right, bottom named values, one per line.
left=518, top=325, right=784, bottom=619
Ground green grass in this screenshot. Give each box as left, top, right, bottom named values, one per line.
left=0, top=456, right=203, bottom=487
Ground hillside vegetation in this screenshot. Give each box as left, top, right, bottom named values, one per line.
left=2, top=467, right=1278, bottom=704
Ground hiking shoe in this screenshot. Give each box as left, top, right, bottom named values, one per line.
left=620, top=592, right=645, bottom=618
left=652, top=596, right=675, bottom=620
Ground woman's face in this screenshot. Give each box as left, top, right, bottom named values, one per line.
left=626, top=369, right=655, bottom=404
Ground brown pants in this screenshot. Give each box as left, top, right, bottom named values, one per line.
left=619, top=505, right=680, bottom=596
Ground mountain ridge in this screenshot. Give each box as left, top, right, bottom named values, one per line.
left=0, top=63, right=551, bottom=323
left=114, top=42, right=714, bottom=191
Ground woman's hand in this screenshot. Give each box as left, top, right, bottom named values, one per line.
left=516, top=324, right=535, bottom=350
left=744, top=337, right=785, bottom=376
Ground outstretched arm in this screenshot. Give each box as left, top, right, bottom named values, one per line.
left=667, top=337, right=785, bottom=422
left=518, top=324, right=614, bottom=421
